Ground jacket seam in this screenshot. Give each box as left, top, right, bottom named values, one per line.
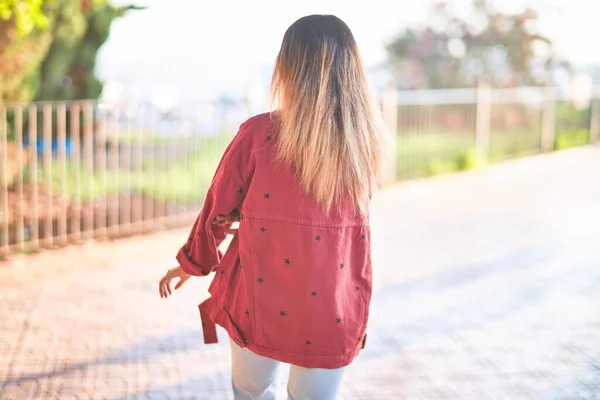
left=241, top=213, right=367, bottom=228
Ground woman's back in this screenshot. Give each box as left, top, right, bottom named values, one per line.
left=235, top=113, right=371, bottom=367
left=177, top=111, right=371, bottom=368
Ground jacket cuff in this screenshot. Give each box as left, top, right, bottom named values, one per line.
left=176, top=246, right=211, bottom=277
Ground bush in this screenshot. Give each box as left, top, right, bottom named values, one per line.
left=555, top=103, right=590, bottom=132
left=554, top=129, right=590, bottom=151
left=427, top=159, right=459, bottom=176
left=457, top=147, right=484, bottom=170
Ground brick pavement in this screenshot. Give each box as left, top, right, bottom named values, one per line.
left=1, top=147, right=599, bottom=400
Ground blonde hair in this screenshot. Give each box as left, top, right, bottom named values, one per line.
left=271, top=15, right=386, bottom=216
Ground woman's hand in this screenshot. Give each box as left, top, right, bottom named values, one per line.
left=212, top=209, right=240, bottom=235
left=159, top=266, right=191, bottom=298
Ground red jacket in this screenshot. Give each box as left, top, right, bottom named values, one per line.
left=177, top=112, right=371, bottom=369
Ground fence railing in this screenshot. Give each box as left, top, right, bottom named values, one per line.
left=1, top=86, right=598, bottom=256
left=381, top=84, right=598, bottom=181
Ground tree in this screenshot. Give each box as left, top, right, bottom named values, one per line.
left=0, top=0, right=140, bottom=103
left=386, top=0, right=571, bottom=89
left=35, top=2, right=143, bottom=101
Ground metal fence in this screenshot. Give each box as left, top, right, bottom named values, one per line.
left=1, top=86, right=598, bottom=256
left=381, top=84, right=599, bottom=181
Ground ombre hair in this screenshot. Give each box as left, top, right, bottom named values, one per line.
left=271, top=15, right=386, bottom=216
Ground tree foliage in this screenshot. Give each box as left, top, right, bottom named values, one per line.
left=0, top=1, right=54, bottom=102
left=36, top=2, right=143, bottom=101
left=0, top=0, right=140, bottom=103
left=386, top=0, right=571, bottom=89
left=0, top=0, right=49, bottom=36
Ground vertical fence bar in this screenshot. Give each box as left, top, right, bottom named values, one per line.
left=541, top=86, right=556, bottom=152
left=147, top=107, right=156, bottom=230
left=180, top=110, right=190, bottom=223
left=590, top=96, right=599, bottom=145
left=381, top=81, right=398, bottom=185
left=192, top=106, right=200, bottom=214
left=419, top=102, right=425, bottom=174
left=83, top=102, right=94, bottom=238
left=412, top=102, right=419, bottom=177
left=175, top=113, right=185, bottom=226
left=412, top=102, right=418, bottom=177
left=14, top=106, right=25, bottom=251
left=108, top=108, right=119, bottom=237
left=120, top=107, right=131, bottom=234
left=189, top=113, right=198, bottom=224
left=409, top=104, right=416, bottom=176
left=95, top=106, right=107, bottom=239
left=56, top=104, right=67, bottom=245
left=470, top=97, right=477, bottom=152
left=143, top=106, right=154, bottom=231
left=42, top=104, right=53, bottom=247
left=0, top=106, right=8, bottom=256
left=70, top=103, right=82, bottom=242
left=475, top=80, right=491, bottom=165
left=397, top=105, right=405, bottom=179
left=404, top=103, right=409, bottom=176
left=403, top=104, right=410, bottom=177
left=132, top=105, right=144, bottom=233
left=158, top=113, right=167, bottom=228
left=165, top=111, right=176, bottom=227
left=424, top=102, right=430, bottom=172
left=28, top=105, right=39, bottom=250
left=199, top=105, right=205, bottom=211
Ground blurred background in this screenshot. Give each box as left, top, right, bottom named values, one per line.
left=0, top=0, right=599, bottom=399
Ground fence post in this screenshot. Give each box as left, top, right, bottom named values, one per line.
left=56, top=104, right=68, bottom=245
left=14, top=106, right=25, bottom=251
left=0, top=106, right=8, bottom=256
left=70, top=103, right=82, bottom=242
left=590, top=94, right=599, bottom=145
left=82, top=102, right=94, bottom=238
left=475, top=79, right=491, bottom=165
left=28, top=105, right=39, bottom=250
left=43, top=104, right=53, bottom=247
left=381, top=80, right=398, bottom=185
left=541, top=86, right=556, bottom=152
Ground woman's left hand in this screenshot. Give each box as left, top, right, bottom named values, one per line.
left=159, top=266, right=191, bottom=298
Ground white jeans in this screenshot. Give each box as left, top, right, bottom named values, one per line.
left=230, top=339, right=345, bottom=400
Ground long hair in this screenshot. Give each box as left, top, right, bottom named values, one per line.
left=271, top=15, right=387, bottom=216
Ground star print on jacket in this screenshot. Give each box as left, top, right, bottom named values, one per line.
left=176, top=112, right=372, bottom=369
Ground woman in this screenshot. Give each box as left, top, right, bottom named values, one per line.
left=159, top=14, right=386, bottom=399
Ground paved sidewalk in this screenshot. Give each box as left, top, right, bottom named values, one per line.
left=1, top=147, right=599, bottom=399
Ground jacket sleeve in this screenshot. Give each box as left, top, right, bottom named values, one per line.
left=176, top=123, right=254, bottom=276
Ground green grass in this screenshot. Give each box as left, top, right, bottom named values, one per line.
left=396, top=130, right=544, bottom=178
left=490, top=130, right=542, bottom=160
left=31, top=135, right=232, bottom=203
left=396, top=133, right=474, bottom=177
